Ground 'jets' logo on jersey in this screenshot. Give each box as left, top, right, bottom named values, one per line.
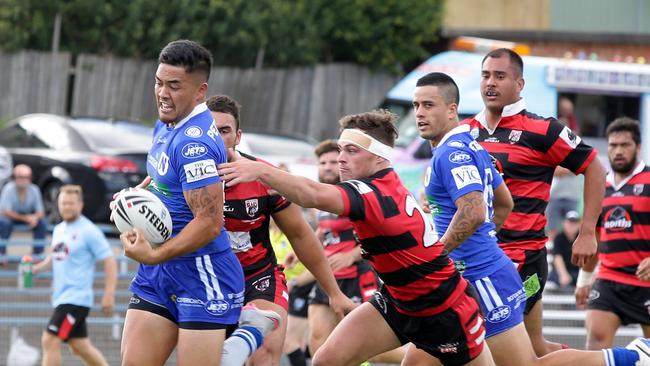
left=157, top=152, right=169, bottom=176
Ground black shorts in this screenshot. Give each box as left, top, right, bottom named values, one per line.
left=46, top=304, right=90, bottom=341
left=369, top=286, right=485, bottom=366
left=128, top=293, right=237, bottom=332
left=504, top=247, right=548, bottom=314
left=588, top=279, right=650, bottom=326
left=288, top=282, right=315, bottom=318
left=309, top=268, right=379, bottom=306
left=245, top=265, right=288, bottom=310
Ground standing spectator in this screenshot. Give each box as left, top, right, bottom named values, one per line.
left=32, top=185, right=117, bottom=366
left=558, top=96, right=579, bottom=133
left=0, top=164, right=47, bottom=256
left=546, top=167, right=580, bottom=243
left=552, top=210, right=581, bottom=289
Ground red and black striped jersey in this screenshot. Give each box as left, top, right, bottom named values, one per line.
left=462, top=99, right=597, bottom=251
left=224, top=153, right=291, bottom=278
left=597, top=163, right=650, bottom=288
left=317, top=211, right=370, bottom=279
left=336, top=168, right=466, bottom=316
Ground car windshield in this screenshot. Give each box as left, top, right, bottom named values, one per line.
left=242, top=134, right=314, bottom=159
left=71, top=119, right=153, bottom=150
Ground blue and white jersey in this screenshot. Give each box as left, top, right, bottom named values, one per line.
left=51, top=216, right=113, bottom=308
left=146, top=103, right=230, bottom=258
left=425, top=125, right=511, bottom=279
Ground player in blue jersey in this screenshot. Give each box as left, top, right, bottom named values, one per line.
left=401, top=71, right=650, bottom=366
left=118, top=40, right=279, bottom=366
left=34, top=185, right=116, bottom=366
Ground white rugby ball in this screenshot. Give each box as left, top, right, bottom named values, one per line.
left=112, top=188, right=172, bottom=246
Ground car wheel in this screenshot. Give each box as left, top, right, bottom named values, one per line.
left=43, top=181, right=63, bottom=224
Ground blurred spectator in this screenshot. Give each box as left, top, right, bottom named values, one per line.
left=0, top=145, right=12, bottom=188
left=32, top=185, right=116, bottom=366
left=558, top=96, right=578, bottom=133
left=551, top=210, right=581, bottom=290
left=547, top=166, right=580, bottom=242
left=0, top=164, right=47, bottom=256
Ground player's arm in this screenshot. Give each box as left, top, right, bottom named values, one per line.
left=272, top=204, right=356, bottom=317
left=156, top=183, right=225, bottom=261
left=572, top=158, right=606, bottom=267
left=441, top=191, right=486, bottom=252
left=492, top=183, right=513, bottom=232
left=101, top=255, right=117, bottom=315
left=32, top=254, right=52, bottom=274
left=219, top=157, right=345, bottom=215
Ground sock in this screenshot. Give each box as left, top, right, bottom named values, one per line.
left=287, top=348, right=307, bottom=366
left=603, top=348, right=640, bottom=366
left=221, top=326, right=265, bottom=366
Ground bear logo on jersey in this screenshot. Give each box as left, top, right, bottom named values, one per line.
left=603, top=206, right=632, bottom=232
left=245, top=199, right=259, bottom=217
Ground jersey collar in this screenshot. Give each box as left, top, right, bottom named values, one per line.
left=474, top=98, right=526, bottom=134
left=173, top=102, right=208, bottom=130
left=606, top=160, right=647, bottom=191
left=438, top=124, right=470, bottom=147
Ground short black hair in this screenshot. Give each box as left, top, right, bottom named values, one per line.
left=314, top=139, right=339, bottom=158
left=206, top=95, right=242, bottom=129
left=416, top=72, right=460, bottom=105
left=606, top=117, right=641, bottom=145
left=158, top=40, right=213, bottom=81
left=482, top=48, right=524, bottom=77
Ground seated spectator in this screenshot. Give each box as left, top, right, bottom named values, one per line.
left=552, top=210, right=581, bottom=290
left=0, top=164, right=47, bottom=256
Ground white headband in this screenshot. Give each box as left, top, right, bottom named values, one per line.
left=338, top=129, right=393, bottom=161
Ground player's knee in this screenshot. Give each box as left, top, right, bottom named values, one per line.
left=41, top=332, right=60, bottom=351
left=68, top=339, right=91, bottom=357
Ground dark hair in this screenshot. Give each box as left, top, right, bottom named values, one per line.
left=606, top=117, right=641, bottom=145
left=206, top=95, right=242, bottom=129
left=339, top=110, right=399, bottom=147
left=158, top=40, right=213, bottom=81
left=482, top=48, right=524, bottom=77
left=314, top=139, right=339, bottom=158
left=416, top=72, right=460, bottom=105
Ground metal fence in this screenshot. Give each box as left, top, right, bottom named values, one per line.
left=0, top=51, right=397, bottom=141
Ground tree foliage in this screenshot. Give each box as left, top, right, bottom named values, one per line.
left=0, top=0, right=443, bottom=72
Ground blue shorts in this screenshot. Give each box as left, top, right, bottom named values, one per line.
left=130, top=250, right=245, bottom=326
left=467, top=261, right=526, bottom=338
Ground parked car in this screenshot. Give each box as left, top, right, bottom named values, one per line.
left=0, top=114, right=152, bottom=223
left=237, top=132, right=318, bottom=181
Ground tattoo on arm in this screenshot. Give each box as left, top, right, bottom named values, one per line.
left=442, top=191, right=485, bottom=252
left=185, top=185, right=220, bottom=219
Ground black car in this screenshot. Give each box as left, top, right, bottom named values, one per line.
left=0, top=114, right=152, bottom=223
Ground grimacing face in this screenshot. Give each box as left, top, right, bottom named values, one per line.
left=155, top=63, right=207, bottom=124
left=337, top=140, right=377, bottom=181
left=480, top=55, right=524, bottom=113
left=212, top=111, right=240, bottom=153
left=318, top=150, right=340, bottom=184
left=608, top=131, right=639, bottom=174
left=413, top=85, right=456, bottom=142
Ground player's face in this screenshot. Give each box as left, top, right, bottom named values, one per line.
left=212, top=111, right=241, bottom=152
left=337, top=141, right=376, bottom=181
left=58, top=192, right=83, bottom=222
left=154, top=63, right=207, bottom=124
left=608, top=131, right=639, bottom=174
left=318, top=150, right=340, bottom=184
left=480, top=56, right=524, bottom=112
left=413, top=85, right=456, bottom=142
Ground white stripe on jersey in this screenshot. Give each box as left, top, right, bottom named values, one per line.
left=474, top=280, right=493, bottom=311
left=483, top=277, right=504, bottom=307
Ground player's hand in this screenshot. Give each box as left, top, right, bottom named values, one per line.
left=571, top=231, right=597, bottom=267
left=559, top=272, right=573, bottom=287
left=218, top=158, right=264, bottom=187
left=283, top=252, right=298, bottom=269
left=328, top=252, right=356, bottom=273
left=329, top=292, right=358, bottom=320
left=121, top=228, right=160, bottom=264
left=136, top=176, right=152, bottom=189
left=101, top=292, right=115, bottom=316
left=636, top=257, right=650, bottom=281
left=574, top=285, right=591, bottom=310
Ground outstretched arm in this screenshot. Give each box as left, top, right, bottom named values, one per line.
left=273, top=204, right=356, bottom=317
left=219, top=156, right=345, bottom=215
left=441, top=191, right=486, bottom=252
